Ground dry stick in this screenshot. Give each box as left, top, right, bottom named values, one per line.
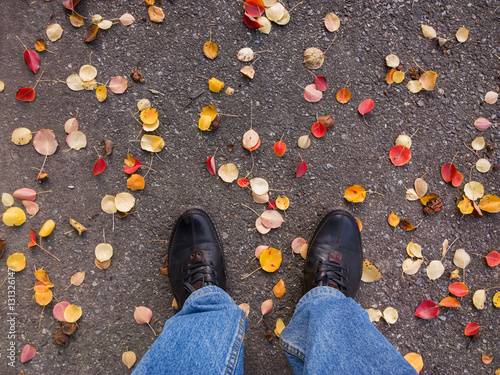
left=0, top=274, right=9, bottom=288
left=389, top=39, right=398, bottom=54
left=245, top=151, right=255, bottom=178
left=442, top=237, right=459, bottom=261
left=37, top=243, right=61, bottom=262
left=463, top=142, right=480, bottom=157
left=362, top=113, right=371, bottom=127
left=196, top=74, right=210, bottom=80
left=241, top=266, right=262, bottom=280
left=249, top=56, right=261, bottom=67
left=410, top=128, right=419, bottom=138
left=289, top=0, right=304, bottom=13
left=144, top=153, right=154, bottom=178
left=412, top=57, right=425, bottom=71
left=63, top=229, right=76, bottom=235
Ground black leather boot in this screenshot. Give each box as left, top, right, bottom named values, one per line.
left=304, top=210, right=363, bottom=298
left=167, top=208, right=227, bottom=309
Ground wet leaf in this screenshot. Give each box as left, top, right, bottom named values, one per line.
left=449, top=282, right=468, bottom=297
left=11, top=127, right=33, bottom=145
left=486, top=251, right=500, bottom=267
left=33, top=129, right=58, bottom=155
left=464, top=181, right=484, bottom=201
left=472, top=289, right=486, bottom=309
left=388, top=211, right=400, bottom=227
left=464, top=322, right=479, bottom=336
left=404, top=353, right=423, bottom=374
left=415, top=300, right=439, bottom=319
left=421, top=24, right=437, bottom=39
left=361, top=260, right=383, bottom=282
left=389, top=145, right=411, bottom=166
left=439, top=296, right=460, bottom=308
left=218, top=163, right=238, bottom=183
left=344, top=185, right=366, bottom=203
left=93, top=157, right=106, bottom=175
left=260, top=248, right=282, bottom=272
left=296, top=161, right=307, bottom=177
left=456, top=26, right=469, bottom=43
left=24, top=50, right=39, bottom=73
left=273, top=279, right=285, bottom=298
left=203, top=41, right=218, bottom=59
left=358, top=99, right=374, bottom=115
left=336, top=88, right=351, bottom=104
left=427, top=260, right=445, bottom=280
left=453, top=248, right=470, bottom=269
left=324, top=12, right=340, bottom=32
left=402, top=258, right=423, bottom=275
left=3, top=207, right=26, bottom=227
left=304, top=84, right=322, bottom=102
left=122, top=351, right=136, bottom=369
left=127, top=174, right=145, bottom=191
left=115, top=192, right=135, bottom=212
left=7, top=253, right=26, bottom=271
left=46, top=23, right=63, bottom=42
left=21, top=344, right=36, bottom=363
left=109, top=76, right=128, bottom=94
left=119, top=13, right=135, bottom=26
left=64, top=304, right=82, bottom=323
left=261, top=299, right=273, bottom=315
left=16, top=87, right=36, bottom=102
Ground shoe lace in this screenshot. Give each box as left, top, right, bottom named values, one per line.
left=315, top=260, right=348, bottom=291
left=183, top=262, right=218, bottom=295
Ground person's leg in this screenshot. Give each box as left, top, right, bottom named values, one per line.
left=279, top=210, right=417, bottom=375
left=133, top=208, right=247, bottom=375
left=133, top=286, right=247, bottom=375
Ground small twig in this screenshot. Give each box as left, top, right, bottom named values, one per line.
left=144, top=153, right=154, bottom=178
left=463, top=142, right=480, bottom=157
left=241, top=203, right=260, bottom=217
left=288, top=0, right=304, bottom=13
left=15, top=35, right=28, bottom=51
left=196, top=74, right=210, bottom=80
left=241, top=267, right=262, bottom=280
left=367, top=190, right=384, bottom=197
left=323, top=34, right=337, bottom=55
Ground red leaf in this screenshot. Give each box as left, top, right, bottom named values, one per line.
left=268, top=201, right=276, bottom=209
left=206, top=156, right=215, bottom=175
left=244, top=0, right=265, bottom=17
left=451, top=171, right=463, bottom=187
left=449, top=281, right=468, bottom=297
left=311, top=122, right=326, bottom=138
left=124, top=158, right=142, bottom=174
left=20, top=344, right=36, bottom=363
left=358, top=99, right=374, bottom=115
left=242, top=12, right=263, bottom=28
left=28, top=230, right=37, bottom=248
left=63, top=0, right=81, bottom=10
left=389, top=145, right=411, bottom=166
left=17, top=87, right=36, bottom=102
left=296, top=161, right=307, bottom=178
left=414, top=300, right=439, bottom=319
left=237, top=178, right=249, bottom=188
left=24, top=50, right=40, bottom=73
left=441, top=163, right=457, bottom=182
left=464, top=322, right=480, bottom=336
left=486, top=251, right=500, bottom=267
left=93, top=157, right=106, bottom=175
left=315, top=76, right=327, bottom=91
left=273, top=141, right=286, bottom=157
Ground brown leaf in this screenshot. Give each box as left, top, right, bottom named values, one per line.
left=53, top=330, right=70, bottom=346
left=318, top=115, right=335, bottom=130
left=131, top=67, right=145, bottom=83
left=0, top=240, right=5, bottom=259
left=399, top=220, right=415, bottom=231
left=60, top=322, right=78, bottom=335
left=160, top=266, right=168, bottom=275
left=83, top=24, right=99, bottom=42
left=103, top=138, right=114, bottom=156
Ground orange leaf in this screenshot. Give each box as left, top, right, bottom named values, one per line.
left=344, top=185, right=366, bottom=203
left=399, top=220, right=415, bottom=231
left=336, top=88, right=351, bottom=103
left=438, top=296, right=460, bottom=307
left=388, top=211, right=400, bottom=227
left=127, top=174, right=145, bottom=191
left=273, top=141, right=286, bottom=157
left=273, top=279, right=286, bottom=298
left=449, top=282, right=468, bottom=297
left=311, top=122, right=326, bottom=138
left=404, top=353, right=423, bottom=374
left=386, top=68, right=396, bottom=84
left=482, top=354, right=493, bottom=365
left=486, top=251, right=500, bottom=267
left=260, top=248, right=282, bottom=273
left=35, top=289, right=53, bottom=306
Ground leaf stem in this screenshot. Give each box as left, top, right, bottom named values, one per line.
left=147, top=322, right=157, bottom=336
left=32, top=71, right=45, bottom=90
left=15, top=35, right=28, bottom=51
left=241, top=266, right=262, bottom=280
left=288, top=0, right=304, bottom=13
left=323, top=34, right=337, bottom=55
left=241, top=203, right=260, bottom=217
left=37, top=244, right=61, bottom=262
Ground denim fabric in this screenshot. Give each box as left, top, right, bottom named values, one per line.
left=132, top=286, right=248, bottom=375
left=134, top=286, right=416, bottom=375
left=279, top=286, right=418, bottom=375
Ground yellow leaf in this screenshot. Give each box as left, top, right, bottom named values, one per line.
left=344, top=185, right=366, bottom=203
left=70, top=218, right=87, bottom=235
left=34, top=269, right=53, bottom=286
left=356, top=217, right=362, bottom=232
left=275, top=196, right=290, bottom=210
left=39, top=219, right=55, bottom=237
left=140, top=108, right=158, bottom=125
left=122, top=351, right=137, bottom=369
left=198, top=115, right=212, bottom=131
left=407, top=80, right=423, bottom=93
left=419, top=71, right=438, bottom=91
left=260, top=248, right=282, bottom=273
left=34, top=38, right=46, bottom=52
left=35, top=289, right=53, bottom=306
left=64, top=304, right=83, bottom=323
left=388, top=211, right=400, bottom=227
left=200, top=104, right=217, bottom=121
left=127, top=174, right=145, bottom=191
left=274, top=318, right=285, bottom=337
left=7, top=253, right=26, bottom=272
left=456, top=26, right=469, bottom=43
left=404, top=353, right=423, bottom=374
left=406, top=242, right=423, bottom=258
left=478, top=194, right=500, bottom=213
left=208, top=77, right=224, bottom=93
left=141, top=135, right=164, bottom=153
left=393, top=71, right=405, bottom=84
left=493, top=291, right=500, bottom=308
left=464, top=181, right=484, bottom=201
left=273, top=279, right=286, bottom=298
left=361, top=260, right=383, bottom=282
left=366, top=308, right=383, bottom=322
left=70, top=271, right=86, bottom=286
left=203, top=41, right=218, bottom=59
left=420, top=193, right=438, bottom=206
left=2, top=207, right=26, bottom=226
left=96, top=85, right=107, bottom=102
left=458, top=195, right=474, bottom=215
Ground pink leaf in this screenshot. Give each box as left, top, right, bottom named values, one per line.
left=109, top=76, right=128, bottom=94
left=296, top=161, right=307, bottom=178
left=474, top=117, right=492, bottom=131
left=20, top=344, right=36, bottom=363
left=414, top=300, right=439, bottom=319
left=93, top=157, right=106, bottom=175
left=33, top=129, right=58, bottom=156
left=315, top=76, right=327, bottom=91
left=304, top=84, right=323, bottom=102
left=260, top=210, right=284, bottom=229
left=13, top=188, right=37, bottom=201
left=134, top=306, right=152, bottom=324
left=22, top=200, right=39, bottom=216
left=291, top=237, right=307, bottom=254
left=53, top=301, right=70, bottom=322
left=24, top=50, right=40, bottom=74
left=358, top=99, right=374, bottom=115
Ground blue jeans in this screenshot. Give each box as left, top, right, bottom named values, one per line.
left=133, top=286, right=417, bottom=375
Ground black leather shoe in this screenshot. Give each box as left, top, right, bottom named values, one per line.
left=304, top=210, right=363, bottom=298
left=167, top=208, right=226, bottom=309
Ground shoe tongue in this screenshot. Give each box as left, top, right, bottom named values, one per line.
left=191, top=280, right=203, bottom=290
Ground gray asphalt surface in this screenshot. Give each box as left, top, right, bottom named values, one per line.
left=0, top=0, right=499, bottom=374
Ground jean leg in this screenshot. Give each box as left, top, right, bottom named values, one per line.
left=279, top=287, right=417, bottom=375
left=133, top=286, right=248, bottom=375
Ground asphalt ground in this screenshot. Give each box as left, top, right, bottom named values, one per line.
left=0, top=0, right=499, bottom=374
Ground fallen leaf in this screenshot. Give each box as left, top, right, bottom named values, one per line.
left=482, top=355, right=493, bottom=365
left=456, top=26, right=469, bottom=43
left=273, top=140, right=286, bottom=157
left=34, top=38, right=46, bottom=52
left=64, top=304, right=82, bottom=323
left=46, top=23, right=63, bottom=42
left=421, top=24, right=437, bottom=39
left=315, top=76, right=327, bottom=91
left=358, top=99, right=374, bottom=115
left=66, top=131, right=87, bottom=150
left=311, top=122, right=326, bottom=138
left=66, top=73, right=84, bottom=91
left=13, top=188, right=37, bottom=201
left=260, top=299, right=273, bottom=315
left=119, top=13, right=135, bottom=26
left=414, top=300, right=439, bottom=319
left=3, top=207, right=26, bottom=227
left=464, top=322, right=480, bottom=336
left=255, top=245, right=269, bottom=259
left=324, top=12, right=340, bottom=32
left=297, top=135, right=311, bottom=149
left=474, top=117, right=492, bottom=131
left=242, top=129, right=260, bottom=151
left=407, top=80, right=423, bottom=93
left=257, top=16, right=272, bottom=34
left=7, top=253, right=26, bottom=271
left=260, top=248, right=282, bottom=272
left=471, top=136, right=485, bottom=151
left=393, top=71, right=405, bottom=83
left=95, top=243, right=113, bottom=262
left=464, top=181, right=484, bottom=201
left=273, top=279, right=285, bottom=298
left=494, top=292, right=500, bottom=308
left=344, top=185, right=366, bottom=203
left=291, top=238, right=306, bottom=254
left=109, top=76, right=128, bottom=94
left=484, top=91, right=498, bottom=104
left=53, top=301, right=70, bottom=322
left=366, top=308, right=383, bottom=322
left=148, top=5, right=165, bottom=22
left=20, top=344, right=36, bottom=363
left=458, top=195, right=474, bottom=215
left=22, top=200, right=39, bottom=216
left=274, top=318, right=285, bottom=337
left=361, top=260, right=383, bottom=282
left=242, top=12, right=263, bottom=29
left=303, top=84, right=322, bottom=102
left=275, top=196, right=289, bottom=211
left=70, top=219, right=86, bottom=235
left=250, top=178, right=269, bottom=195
left=127, top=174, right=145, bottom=191
left=245, top=0, right=265, bottom=17
left=96, top=85, right=107, bottom=102
left=255, top=217, right=271, bottom=234
left=115, top=192, right=135, bottom=212
left=11, top=127, right=33, bottom=145
left=336, top=88, right=351, bottom=103
left=419, top=71, right=437, bottom=91
left=439, top=296, right=460, bottom=308
left=237, top=47, right=254, bottom=61
left=237, top=178, right=249, bottom=188
left=203, top=41, right=218, bottom=59
left=388, top=211, right=400, bottom=227
left=383, top=307, right=398, bottom=324
left=389, top=145, right=411, bottom=166
left=238, top=303, right=250, bottom=317
left=24, top=50, right=39, bottom=73
left=218, top=163, right=238, bottom=183
left=141, top=135, right=164, bottom=152
left=93, top=157, right=106, bottom=175
left=426, top=259, right=445, bottom=280
left=33, top=129, right=58, bottom=155
left=472, top=289, right=486, bottom=309
left=16, top=87, right=36, bottom=102
left=451, top=172, right=464, bottom=187
left=101, top=195, right=117, bottom=214
left=486, top=251, right=500, bottom=267
left=402, top=259, right=423, bottom=275
left=404, top=353, right=424, bottom=374
left=453, top=248, right=470, bottom=269
left=385, top=54, right=400, bottom=68
left=303, top=47, right=324, bottom=69
left=260, top=210, right=284, bottom=229
left=406, top=242, right=423, bottom=258
left=122, top=351, right=136, bottom=369
left=2, top=193, right=14, bottom=207
left=449, top=282, right=468, bottom=297
left=296, top=161, right=307, bottom=178
left=35, top=289, right=53, bottom=306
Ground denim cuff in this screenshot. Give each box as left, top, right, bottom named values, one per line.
left=296, top=286, right=345, bottom=310
left=183, top=285, right=234, bottom=307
